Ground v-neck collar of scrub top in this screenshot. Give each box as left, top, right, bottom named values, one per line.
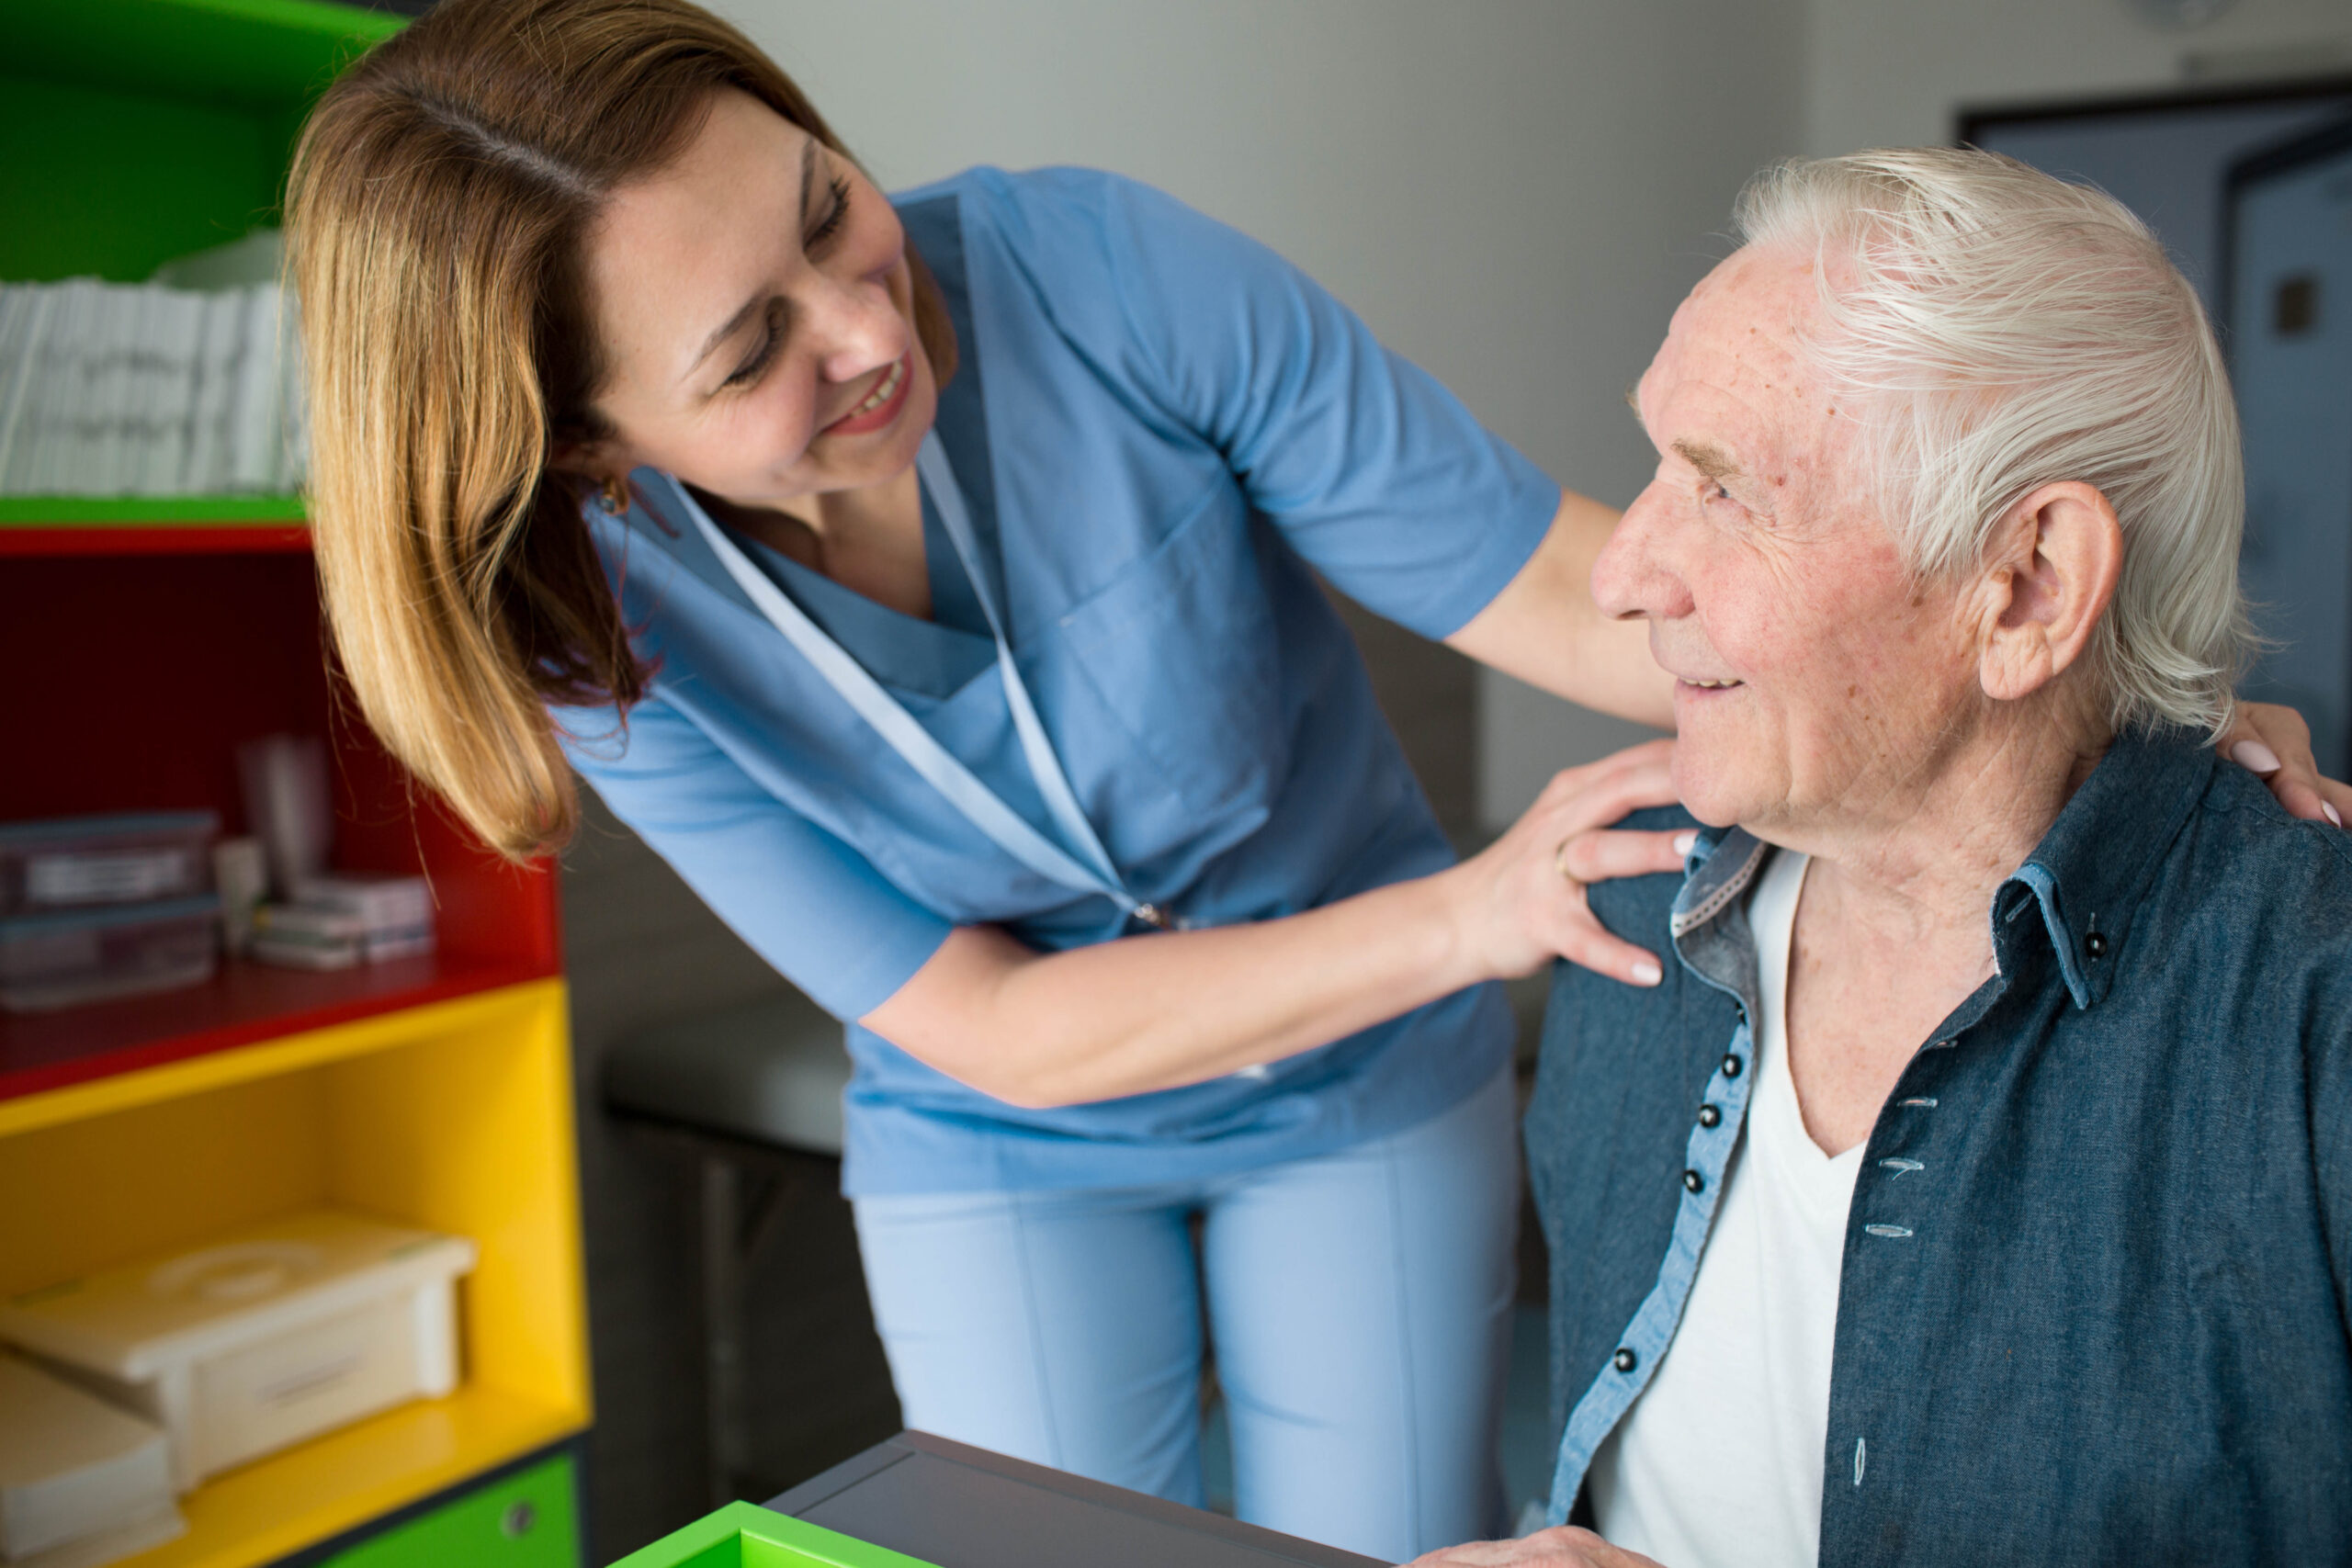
left=738, top=528, right=993, bottom=705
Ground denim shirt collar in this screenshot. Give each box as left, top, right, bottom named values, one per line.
left=1995, top=727, right=2216, bottom=1009
left=1666, top=728, right=2218, bottom=1015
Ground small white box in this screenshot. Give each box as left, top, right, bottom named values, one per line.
left=0, top=1212, right=476, bottom=1493
left=0, top=1353, right=183, bottom=1567
left=288, top=874, right=433, bottom=934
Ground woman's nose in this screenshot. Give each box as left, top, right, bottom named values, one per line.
left=1591, top=487, right=1694, bottom=623
left=809, top=268, right=907, bottom=384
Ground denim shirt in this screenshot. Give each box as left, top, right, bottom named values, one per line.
left=1527, top=728, right=2352, bottom=1565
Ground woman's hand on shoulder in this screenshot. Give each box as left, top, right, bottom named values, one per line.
left=2222, top=702, right=2349, bottom=828
left=1439, top=738, right=1691, bottom=988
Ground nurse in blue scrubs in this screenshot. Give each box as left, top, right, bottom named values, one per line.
left=548, top=91, right=1689, bottom=1559
left=290, top=3, right=1717, bottom=1558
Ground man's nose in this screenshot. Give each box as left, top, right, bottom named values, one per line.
left=1590, top=486, right=1691, bottom=622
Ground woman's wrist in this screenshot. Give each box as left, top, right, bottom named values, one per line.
left=1415, top=857, right=1510, bottom=993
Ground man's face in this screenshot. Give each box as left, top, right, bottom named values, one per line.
left=1591, top=245, right=1985, bottom=836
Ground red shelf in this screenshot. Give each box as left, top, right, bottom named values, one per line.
left=0, top=951, right=559, bottom=1103
left=4, top=527, right=566, bottom=1111
left=0, top=525, right=311, bottom=558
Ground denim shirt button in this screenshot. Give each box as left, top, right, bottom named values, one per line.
left=1613, top=1347, right=1638, bottom=1373
left=1698, top=1103, right=1722, bottom=1128
left=1723, top=1054, right=1744, bottom=1078
left=2085, top=930, right=2108, bottom=958
left=1682, top=1168, right=1705, bottom=1194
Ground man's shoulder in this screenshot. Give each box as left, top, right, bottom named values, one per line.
left=2191, top=754, right=2352, bottom=883
left=2165, top=759, right=2352, bottom=1000
left=1544, top=804, right=1715, bottom=1056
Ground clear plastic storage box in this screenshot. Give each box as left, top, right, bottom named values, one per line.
left=0, top=895, right=220, bottom=1014
left=0, top=1210, right=478, bottom=1493
left=0, top=812, right=218, bottom=917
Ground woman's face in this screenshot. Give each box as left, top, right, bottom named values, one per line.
left=571, top=87, right=935, bottom=507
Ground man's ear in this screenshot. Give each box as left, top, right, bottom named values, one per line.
left=1977, top=481, right=2124, bottom=704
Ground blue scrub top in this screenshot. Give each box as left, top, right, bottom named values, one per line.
left=557, top=168, right=1560, bottom=1194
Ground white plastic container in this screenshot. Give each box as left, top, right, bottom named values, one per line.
left=0, top=897, right=220, bottom=1015
left=0, top=813, right=217, bottom=917
left=0, top=1212, right=477, bottom=1493
left=0, top=1354, right=183, bottom=1567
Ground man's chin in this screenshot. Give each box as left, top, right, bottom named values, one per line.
left=1668, top=755, right=1760, bottom=832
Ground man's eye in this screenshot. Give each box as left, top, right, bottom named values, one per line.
left=1705, top=481, right=1734, bottom=505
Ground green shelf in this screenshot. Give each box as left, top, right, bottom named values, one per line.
left=608, top=1504, right=939, bottom=1568
left=0, top=0, right=399, bottom=283
left=0, top=495, right=306, bottom=526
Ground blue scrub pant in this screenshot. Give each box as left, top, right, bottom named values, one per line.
left=851, top=1066, right=1518, bottom=1562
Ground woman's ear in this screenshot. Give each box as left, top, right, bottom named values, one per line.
left=1977, top=481, right=2124, bottom=704
left=546, top=434, right=620, bottom=482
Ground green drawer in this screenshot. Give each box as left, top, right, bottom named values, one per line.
left=321, top=1454, right=580, bottom=1568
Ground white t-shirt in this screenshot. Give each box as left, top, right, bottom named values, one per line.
left=1587, top=849, right=1860, bottom=1568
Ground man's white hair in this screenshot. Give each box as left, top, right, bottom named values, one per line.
left=1736, top=146, right=2252, bottom=736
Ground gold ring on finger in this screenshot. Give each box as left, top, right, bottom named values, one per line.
left=1554, top=837, right=1583, bottom=888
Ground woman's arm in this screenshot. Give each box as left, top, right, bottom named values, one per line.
left=863, top=741, right=1690, bottom=1109
left=1442, top=491, right=1673, bottom=728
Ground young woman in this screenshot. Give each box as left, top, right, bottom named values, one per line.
left=285, top=0, right=2339, bottom=1555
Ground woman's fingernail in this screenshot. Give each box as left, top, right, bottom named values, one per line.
left=2232, top=739, right=2282, bottom=775
left=2325, top=802, right=2344, bottom=829
left=1673, top=830, right=1698, bottom=855
left=1632, top=961, right=1663, bottom=986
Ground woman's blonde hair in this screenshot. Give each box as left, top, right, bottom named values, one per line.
left=287, top=0, right=955, bottom=859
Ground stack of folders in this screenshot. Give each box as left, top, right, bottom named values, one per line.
left=0, top=232, right=305, bottom=498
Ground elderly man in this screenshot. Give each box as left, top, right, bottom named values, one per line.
left=1416, top=149, right=2352, bottom=1568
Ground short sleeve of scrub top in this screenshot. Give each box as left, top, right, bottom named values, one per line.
left=558, top=166, right=1561, bottom=1194
left=980, top=167, right=1558, bottom=638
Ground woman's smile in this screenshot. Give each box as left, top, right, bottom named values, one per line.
left=821, top=350, right=912, bottom=437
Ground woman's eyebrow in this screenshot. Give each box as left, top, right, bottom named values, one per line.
left=683, top=139, right=818, bottom=381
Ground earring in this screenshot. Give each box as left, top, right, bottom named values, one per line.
left=595, top=474, right=630, bottom=515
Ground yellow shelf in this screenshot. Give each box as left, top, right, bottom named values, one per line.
left=0, top=979, right=566, bottom=1139
left=0, top=980, right=592, bottom=1568
left=137, top=1384, right=582, bottom=1568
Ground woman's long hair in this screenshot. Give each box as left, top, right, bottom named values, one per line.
left=287, top=0, right=955, bottom=859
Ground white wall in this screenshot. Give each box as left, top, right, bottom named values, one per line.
left=704, top=0, right=1803, bottom=833
left=1806, top=0, right=2352, bottom=157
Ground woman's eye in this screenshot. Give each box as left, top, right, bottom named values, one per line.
left=723, top=305, right=782, bottom=389
left=806, top=175, right=852, bottom=249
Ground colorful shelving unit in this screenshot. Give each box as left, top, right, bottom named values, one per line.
left=0, top=2, right=593, bottom=1564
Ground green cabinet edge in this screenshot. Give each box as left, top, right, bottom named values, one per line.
left=308, top=1450, right=582, bottom=1568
